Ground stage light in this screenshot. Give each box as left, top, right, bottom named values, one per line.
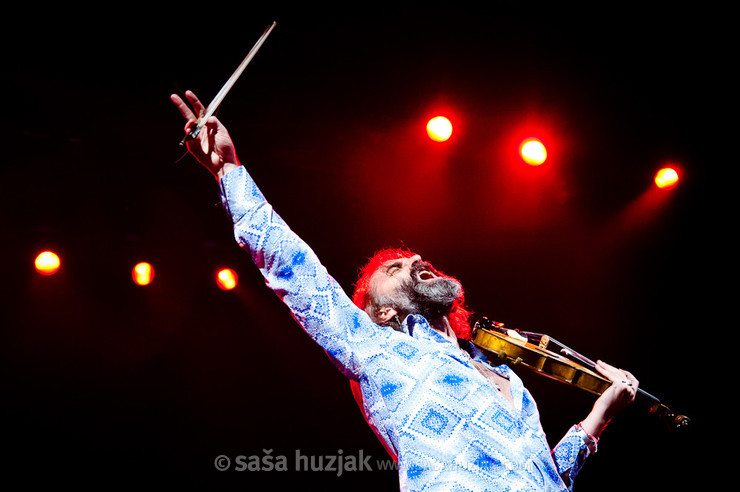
left=654, top=167, right=679, bottom=190
left=216, top=268, right=238, bottom=290
left=520, top=138, right=547, bottom=166
left=426, top=116, right=453, bottom=142
left=132, top=262, right=155, bottom=286
left=34, top=251, right=60, bottom=276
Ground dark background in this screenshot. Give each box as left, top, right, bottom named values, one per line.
left=3, top=3, right=722, bottom=490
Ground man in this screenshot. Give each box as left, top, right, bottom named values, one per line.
left=171, top=90, right=638, bottom=491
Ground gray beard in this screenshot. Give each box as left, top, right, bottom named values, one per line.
left=373, top=261, right=463, bottom=331
left=400, top=275, right=462, bottom=321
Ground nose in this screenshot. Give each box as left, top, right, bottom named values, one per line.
left=406, top=255, right=422, bottom=267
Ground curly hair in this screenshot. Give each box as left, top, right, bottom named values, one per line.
left=352, top=247, right=473, bottom=340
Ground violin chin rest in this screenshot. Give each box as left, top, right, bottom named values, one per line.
left=506, top=329, right=527, bottom=342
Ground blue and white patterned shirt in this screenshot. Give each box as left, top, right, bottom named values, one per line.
left=219, top=165, right=595, bottom=491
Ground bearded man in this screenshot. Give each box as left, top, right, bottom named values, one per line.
left=172, top=91, right=638, bottom=491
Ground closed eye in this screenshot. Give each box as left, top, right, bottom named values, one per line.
left=386, top=261, right=403, bottom=275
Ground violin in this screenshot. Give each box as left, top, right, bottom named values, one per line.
left=471, top=317, right=691, bottom=430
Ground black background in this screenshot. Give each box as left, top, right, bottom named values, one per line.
left=3, top=3, right=722, bottom=490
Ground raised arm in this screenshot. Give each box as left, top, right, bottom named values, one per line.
left=171, top=91, right=385, bottom=380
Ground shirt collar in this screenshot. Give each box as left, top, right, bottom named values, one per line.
left=401, top=314, right=455, bottom=343
left=401, top=314, right=511, bottom=379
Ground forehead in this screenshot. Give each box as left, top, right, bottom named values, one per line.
left=369, top=250, right=414, bottom=270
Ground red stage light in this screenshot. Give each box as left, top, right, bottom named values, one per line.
left=426, top=116, right=453, bottom=142
left=35, top=251, right=61, bottom=276
left=132, top=262, right=155, bottom=286
left=216, top=268, right=238, bottom=290
left=520, top=138, right=547, bottom=166
left=654, top=167, right=679, bottom=190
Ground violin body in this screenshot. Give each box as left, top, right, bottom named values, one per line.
left=472, top=319, right=611, bottom=395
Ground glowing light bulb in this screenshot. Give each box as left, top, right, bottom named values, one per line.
left=654, top=167, right=679, bottom=190
left=216, top=268, right=238, bottom=290
left=520, top=139, right=547, bottom=165
left=426, top=116, right=453, bottom=142
left=35, top=251, right=61, bottom=275
left=132, top=262, right=155, bottom=286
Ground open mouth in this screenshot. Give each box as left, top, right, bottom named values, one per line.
left=411, top=260, right=439, bottom=282
left=416, top=265, right=437, bottom=281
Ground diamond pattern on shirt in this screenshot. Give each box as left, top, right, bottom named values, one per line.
left=218, top=166, right=594, bottom=492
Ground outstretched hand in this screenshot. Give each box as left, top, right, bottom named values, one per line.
left=171, top=90, right=240, bottom=179
left=580, top=360, right=638, bottom=438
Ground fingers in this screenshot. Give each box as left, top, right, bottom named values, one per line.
left=597, top=361, right=638, bottom=407
left=594, top=360, right=623, bottom=382
left=185, top=90, right=207, bottom=118
left=622, top=370, right=639, bottom=390
left=596, top=360, right=638, bottom=389
left=170, top=93, right=197, bottom=122
left=170, top=90, right=208, bottom=134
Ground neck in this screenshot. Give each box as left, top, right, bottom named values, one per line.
left=429, top=316, right=460, bottom=348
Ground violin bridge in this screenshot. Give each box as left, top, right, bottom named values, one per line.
left=538, top=335, right=550, bottom=350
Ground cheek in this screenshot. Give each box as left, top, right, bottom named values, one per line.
left=370, top=276, right=395, bottom=299
left=369, top=274, right=411, bottom=307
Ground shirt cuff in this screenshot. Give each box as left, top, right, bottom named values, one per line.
left=574, top=422, right=599, bottom=454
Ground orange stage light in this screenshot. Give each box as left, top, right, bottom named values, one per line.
left=654, top=167, right=679, bottom=190
left=35, top=251, right=61, bottom=276
left=132, top=262, right=155, bottom=286
left=216, top=268, right=238, bottom=290
left=520, top=138, right=547, bottom=166
left=426, top=116, right=453, bottom=142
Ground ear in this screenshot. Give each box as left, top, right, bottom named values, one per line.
left=375, top=306, right=398, bottom=324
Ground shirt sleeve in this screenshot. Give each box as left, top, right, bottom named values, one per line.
left=551, top=424, right=597, bottom=489
left=218, top=165, right=384, bottom=380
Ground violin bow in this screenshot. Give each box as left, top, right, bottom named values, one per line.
left=180, top=21, right=277, bottom=146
